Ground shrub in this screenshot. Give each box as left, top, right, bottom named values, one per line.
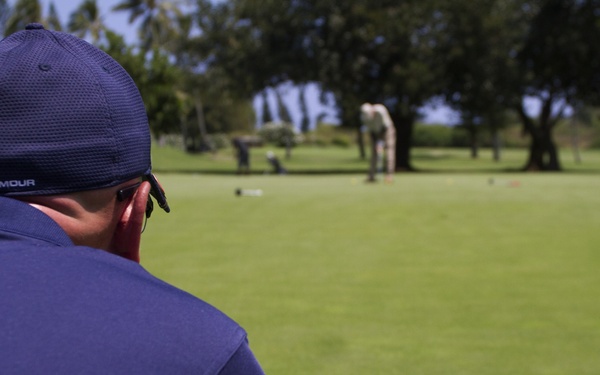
left=205, top=133, right=231, bottom=149
left=258, top=122, right=300, bottom=147
left=449, top=127, right=471, bottom=147
left=307, top=123, right=354, bottom=147
left=412, top=123, right=515, bottom=148
left=331, top=136, right=351, bottom=148
left=412, top=124, right=454, bottom=147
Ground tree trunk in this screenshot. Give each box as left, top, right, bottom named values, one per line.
left=491, top=128, right=501, bottom=162
left=522, top=127, right=561, bottom=171
left=547, top=137, right=560, bottom=170
left=392, top=112, right=416, bottom=171
left=518, top=102, right=561, bottom=171
left=570, top=117, right=582, bottom=164
left=469, top=127, right=479, bottom=159
left=357, top=126, right=366, bottom=160
left=193, top=90, right=212, bottom=152
left=523, top=132, right=543, bottom=171
left=179, top=110, right=191, bottom=152
left=285, top=136, right=292, bottom=160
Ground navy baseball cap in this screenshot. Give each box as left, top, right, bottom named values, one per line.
left=0, top=24, right=169, bottom=213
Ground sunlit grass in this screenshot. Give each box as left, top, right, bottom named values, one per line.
left=151, top=144, right=600, bottom=174
left=141, top=162, right=600, bottom=374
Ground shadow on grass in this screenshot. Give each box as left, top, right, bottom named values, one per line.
left=154, top=166, right=600, bottom=175
left=412, top=153, right=459, bottom=161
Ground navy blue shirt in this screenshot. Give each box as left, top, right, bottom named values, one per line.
left=0, top=197, right=264, bottom=374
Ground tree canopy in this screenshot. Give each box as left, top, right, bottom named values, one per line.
left=2, top=0, right=600, bottom=170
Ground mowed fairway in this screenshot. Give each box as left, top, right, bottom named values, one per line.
left=141, top=169, right=600, bottom=374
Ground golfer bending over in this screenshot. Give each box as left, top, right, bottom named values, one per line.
left=0, top=24, right=264, bottom=374
left=360, top=102, right=396, bottom=183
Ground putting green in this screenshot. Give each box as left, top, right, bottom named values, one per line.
left=141, top=171, right=600, bottom=374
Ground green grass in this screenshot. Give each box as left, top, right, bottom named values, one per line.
left=143, top=146, right=600, bottom=374
left=152, top=144, right=600, bottom=174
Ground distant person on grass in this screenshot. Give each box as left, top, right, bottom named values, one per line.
left=266, top=151, right=287, bottom=174
left=233, top=137, right=251, bottom=174
left=0, top=24, right=264, bottom=374
left=360, top=103, right=396, bottom=183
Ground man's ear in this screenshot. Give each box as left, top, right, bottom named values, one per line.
left=109, top=181, right=151, bottom=263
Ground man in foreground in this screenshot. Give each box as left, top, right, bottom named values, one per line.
left=0, top=24, right=264, bottom=374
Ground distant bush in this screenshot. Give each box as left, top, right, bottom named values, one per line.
left=205, top=133, right=231, bottom=149
left=500, top=125, right=529, bottom=148
left=331, top=136, right=351, bottom=147
left=306, top=123, right=354, bottom=147
left=412, top=123, right=510, bottom=148
left=258, top=122, right=301, bottom=147
left=588, top=134, right=600, bottom=149
left=412, top=124, right=455, bottom=147
left=449, top=127, right=471, bottom=147
left=156, top=134, right=185, bottom=149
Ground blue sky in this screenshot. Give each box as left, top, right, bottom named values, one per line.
left=16, top=0, right=139, bottom=44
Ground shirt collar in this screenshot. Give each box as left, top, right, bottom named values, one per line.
left=0, top=196, right=73, bottom=247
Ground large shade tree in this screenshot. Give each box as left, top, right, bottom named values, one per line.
left=514, top=0, right=600, bottom=170
left=436, top=0, right=530, bottom=161
left=312, top=1, right=445, bottom=170
left=191, top=0, right=445, bottom=170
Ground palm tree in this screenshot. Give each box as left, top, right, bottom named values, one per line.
left=46, top=2, right=63, bottom=31
left=5, top=0, right=41, bottom=36
left=68, top=0, right=106, bottom=44
left=112, top=0, right=184, bottom=52
left=0, top=0, right=10, bottom=37
left=298, top=84, right=310, bottom=133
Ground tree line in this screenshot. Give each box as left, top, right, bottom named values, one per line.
left=2, top=0, right=599, bottom=171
